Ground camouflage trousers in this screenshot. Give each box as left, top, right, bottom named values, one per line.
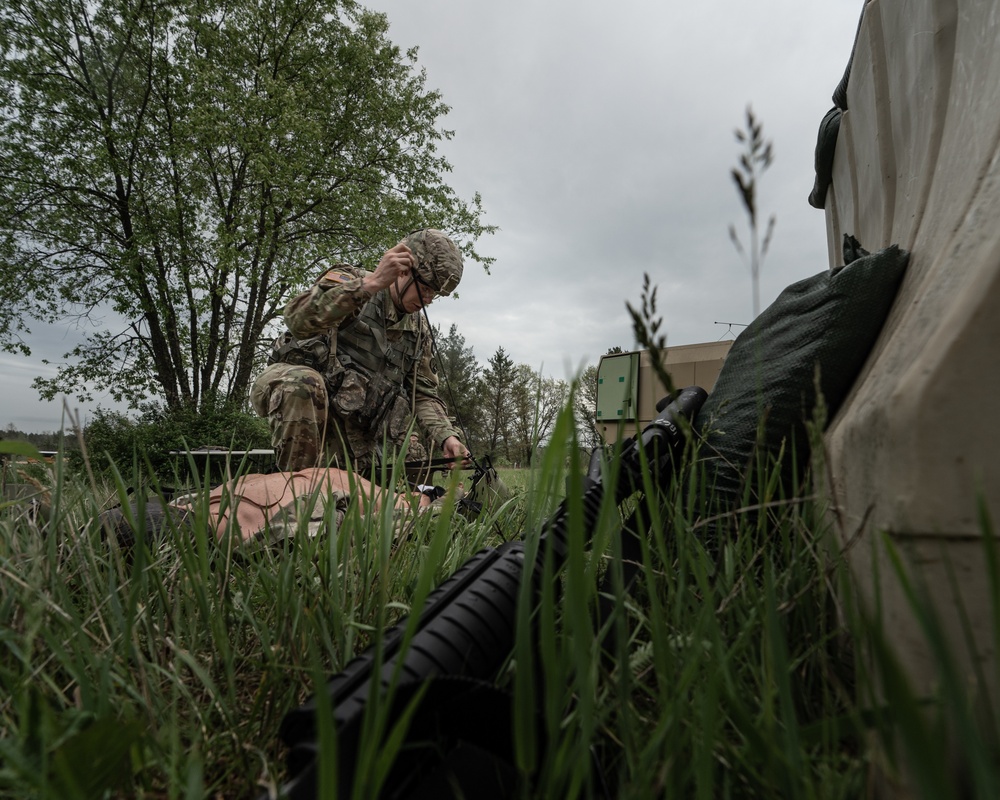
left=250, top=363, right=427, bottom=473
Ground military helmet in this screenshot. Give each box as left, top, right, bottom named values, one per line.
left=405, top=228, right=464, bottom=296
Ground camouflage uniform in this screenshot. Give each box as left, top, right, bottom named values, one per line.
left=251, top=231, right=463, bottom=473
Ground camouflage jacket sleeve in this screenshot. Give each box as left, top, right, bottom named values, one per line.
left=412, top=325, right=462, bottom=449
left=284, top=265, right=373, bottom=339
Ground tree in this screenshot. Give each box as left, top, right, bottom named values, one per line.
left=507, top=367, right=534, bottom=467
left=0, top=0, right=494, bottom=413
left=478, top=347, right=515, bottom=461
left=573, top=364, right=603, bottom=452
left=507, top=364, right=567, bottom=467
left=431, top=323, right=482, bottom=453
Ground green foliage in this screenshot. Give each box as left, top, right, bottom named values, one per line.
left=0, top=690, right=142, bottom=799
left=2, top=398, right=998, bottom=797
left=507, top=364, right=568, bottom=467
left=479, top=346, right=516, bottom=460
left=572, top=363, right=603, bottom=452
left=470, top=347, right=570, bottom=466
left=0, top=440, right=41, bottom=460
left=1, top=427, right=69, bottom=452
left=627, top=272, right=675, bottom=399
left=0, top=323, right=591, bottom=481
left=0, top=0, right=494, bottom=413
left=729, top=105, right=777, bottom=319
left=74, top=400, right=270, bottom=479
left=432, top=323, right=484, bottom=452
left=0, top=440, right=53, bottom=485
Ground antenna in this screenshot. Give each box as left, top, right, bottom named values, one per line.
left=714, top=320, right=748, bottom=340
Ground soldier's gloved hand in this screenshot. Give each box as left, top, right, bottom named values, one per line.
left=364, top=242, right=415, bottom=293
left=442, top=436, right=470, bottom=469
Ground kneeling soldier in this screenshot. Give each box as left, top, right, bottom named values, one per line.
left=251, top=229, right=470, bottom=474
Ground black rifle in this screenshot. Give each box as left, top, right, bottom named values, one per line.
left=268, top=386, right=708, bottom=799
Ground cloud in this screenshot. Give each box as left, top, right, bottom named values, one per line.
left=368, top=0, right=862, bottom=372
left=0, top=0, right=865, bottom=430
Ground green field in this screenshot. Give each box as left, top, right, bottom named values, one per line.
left=1, top=425, right=997, bottom=799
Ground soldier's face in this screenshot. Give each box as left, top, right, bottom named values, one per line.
left=398, top=277, right=435, bottom=313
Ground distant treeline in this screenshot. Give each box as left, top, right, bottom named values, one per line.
left=1, top=427, right=74, bottom=452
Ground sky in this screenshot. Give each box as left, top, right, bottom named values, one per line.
left=2, top=0, right=865, bottom=433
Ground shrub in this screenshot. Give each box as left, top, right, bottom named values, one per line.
left=72, top=399, right=269, bottom=480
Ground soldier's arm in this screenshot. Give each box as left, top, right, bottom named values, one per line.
left=284, top=268, right=372, bottom=339
left=412, top=338, right=463, bottom=450
left=286, top=244, right=418, bottom=338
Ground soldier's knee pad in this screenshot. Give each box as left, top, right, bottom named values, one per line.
left=253, top=363, right=328, bottom=418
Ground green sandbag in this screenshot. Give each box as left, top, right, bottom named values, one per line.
left=694, top=236, right=909, bottom=515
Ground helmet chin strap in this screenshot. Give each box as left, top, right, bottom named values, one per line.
left=392, top=274, right=417, bottom=313
left=418, top=300, right=480, bottom=474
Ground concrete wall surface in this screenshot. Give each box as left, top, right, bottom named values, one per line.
left=823, top=0, right=1000, bottom=706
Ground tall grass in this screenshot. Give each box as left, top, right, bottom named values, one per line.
left=0, top=415, right=998, bottom=798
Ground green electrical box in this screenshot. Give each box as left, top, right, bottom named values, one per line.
left=594, top=341, right=734, bottom=445
left=595, top=352, right=638, bottom=422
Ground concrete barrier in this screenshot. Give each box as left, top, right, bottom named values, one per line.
left=822, top=0, right=1000, bottom=708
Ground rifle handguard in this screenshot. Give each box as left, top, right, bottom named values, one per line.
left=271, top=386, right=707, bottom=798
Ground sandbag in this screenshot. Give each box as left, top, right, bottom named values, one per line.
left=694, top=236, right=909, bottom=517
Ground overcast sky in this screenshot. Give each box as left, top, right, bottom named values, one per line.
left=3, top=0, right=865, bottom=433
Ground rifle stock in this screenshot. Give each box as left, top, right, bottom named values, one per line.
left=268, top=386, right=708, bottom=799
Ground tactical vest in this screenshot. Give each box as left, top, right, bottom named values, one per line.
left=267, top=332, right=331, bottom=371
left=331, top=292, right=423, bottom=435
left=267, top=275, right=426, bottom=440
left=266, top=264, right=366, bottom=375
